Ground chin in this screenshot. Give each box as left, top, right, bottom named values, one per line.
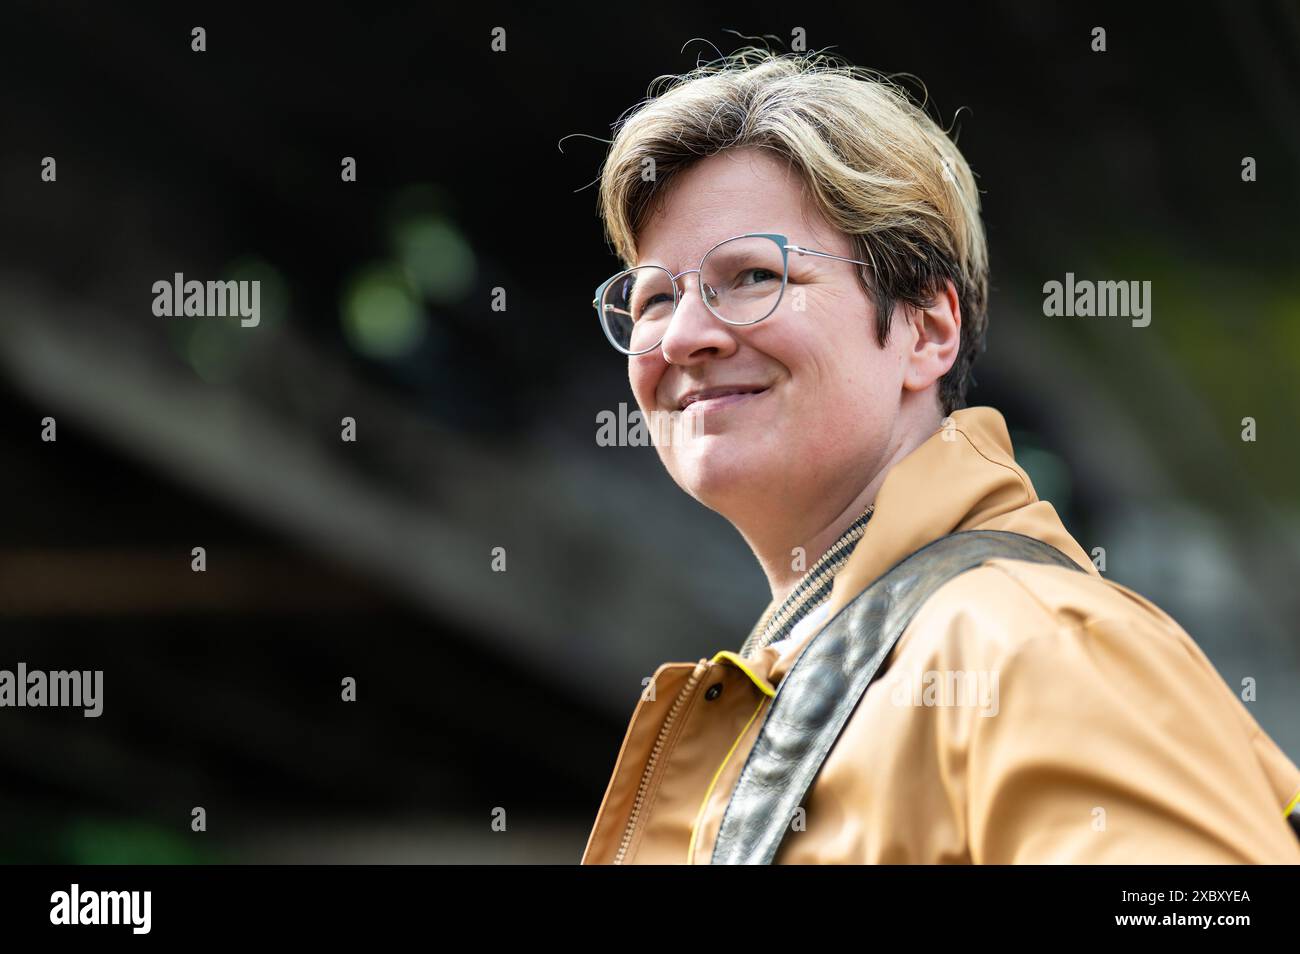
left=668, top=441, right=763, bottom=510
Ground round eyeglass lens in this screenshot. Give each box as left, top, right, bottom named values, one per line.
left=599, top=265, right=676, bottom=353
left=699, top=235, right=786, bottom=325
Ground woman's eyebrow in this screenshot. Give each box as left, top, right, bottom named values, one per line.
left=633, top=252, right=672, bottom=270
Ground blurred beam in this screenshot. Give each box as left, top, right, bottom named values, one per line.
left=0, top=548, right=389, bottom=615
left=0, top=275, right=760, bottom=716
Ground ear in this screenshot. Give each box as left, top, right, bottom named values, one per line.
left=901, top=279, right=961, bottom=396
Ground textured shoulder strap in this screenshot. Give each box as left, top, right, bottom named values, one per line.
left=710, top=530, right=1084, bottom=865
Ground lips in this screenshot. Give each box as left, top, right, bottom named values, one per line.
left=677, top=385, right=770, bottom=411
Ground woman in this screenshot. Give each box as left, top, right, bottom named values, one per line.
left=580, top=49, right=1300, bottom=864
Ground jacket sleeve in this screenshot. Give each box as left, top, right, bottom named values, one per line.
left=961, top=595, right=1300, bottom=864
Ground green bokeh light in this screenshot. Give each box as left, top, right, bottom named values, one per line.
left=386, top=182, right=477, bottom=304
left=58, top=818, right=220, bottom=864
left=165, top=257, right=289, bottom=384
left=340, top=263, right=427, bottom=359
left=393, top=215, right=477, bottom=304
left=185, top=320, right=242, bottom=384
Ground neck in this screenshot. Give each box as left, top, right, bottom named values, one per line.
left=735, top=416, right=939, bottom=603
left=748, top=476, right=882, bottom=605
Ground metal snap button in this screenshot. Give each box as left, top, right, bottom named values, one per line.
left=705, top=683, right=723, bottom=701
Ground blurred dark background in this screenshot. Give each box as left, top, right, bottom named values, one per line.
left=0, top=1, right=1297, bottom=862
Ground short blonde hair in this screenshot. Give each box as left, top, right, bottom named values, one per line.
left=597, top=48, right=989, bottom=414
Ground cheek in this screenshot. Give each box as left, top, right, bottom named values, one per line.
left=628, top=357, right=663, bottom=411
left=780, top=325, right=897, bottom=445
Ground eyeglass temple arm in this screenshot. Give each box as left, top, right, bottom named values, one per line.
left=784, top=244, right=871, bottom=267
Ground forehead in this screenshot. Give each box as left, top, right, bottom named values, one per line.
left=634, top=148, right=830, bottom=268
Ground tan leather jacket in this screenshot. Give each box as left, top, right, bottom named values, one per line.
left=581, top=406, right=1300, bottom=864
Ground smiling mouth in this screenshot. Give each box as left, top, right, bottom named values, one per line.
left=678, top=387, right=770, bottom=412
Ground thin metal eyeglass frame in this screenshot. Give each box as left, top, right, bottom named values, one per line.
left=592, top=231, right=873, bottom=356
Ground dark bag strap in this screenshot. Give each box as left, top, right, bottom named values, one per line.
left=710, top=530, right=1085, bottom=865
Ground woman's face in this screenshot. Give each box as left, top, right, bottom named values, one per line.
left=629, top=147, right=913, bottom=520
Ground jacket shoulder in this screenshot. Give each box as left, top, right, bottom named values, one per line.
left=886, top=557, right=1300, bottom=856
left=895, top=558, right=1255, bottom=717
left=892, top=558, right=1142, bottom=668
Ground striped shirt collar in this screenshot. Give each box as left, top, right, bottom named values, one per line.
left=739, top=504, right=875, bottom=658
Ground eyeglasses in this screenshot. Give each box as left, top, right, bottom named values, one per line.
left=592, top=232, right=872, bottom=355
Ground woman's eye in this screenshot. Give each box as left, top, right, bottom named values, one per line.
left=635, top=293, right=674, bottom=319
left=739, top=268, right=779, bottom=286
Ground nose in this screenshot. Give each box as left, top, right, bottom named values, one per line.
left=659, top=270, right=736, bottom=366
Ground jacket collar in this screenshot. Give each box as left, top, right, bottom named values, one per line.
left=744, top=405, right=1099, bottom=687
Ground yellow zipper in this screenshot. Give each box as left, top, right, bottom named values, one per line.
left=686, top=692, right=770, bottom=864
left=613, top=664, right=704, bottom=864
